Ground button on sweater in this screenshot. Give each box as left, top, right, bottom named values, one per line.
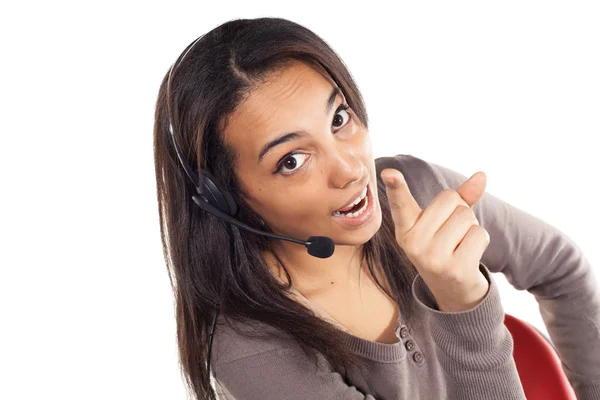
left=210, top=153, right=600, bottom=399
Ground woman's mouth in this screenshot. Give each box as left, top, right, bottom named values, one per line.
left=331, top=183, right=375, bottom=227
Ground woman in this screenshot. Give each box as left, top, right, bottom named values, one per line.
left=153, top=17, right=600, bottom=400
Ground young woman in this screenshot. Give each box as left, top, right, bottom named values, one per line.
left=153, top=17, right=600, bottom=400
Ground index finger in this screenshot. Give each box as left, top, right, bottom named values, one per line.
left=380, top=168, right=423, bottom=237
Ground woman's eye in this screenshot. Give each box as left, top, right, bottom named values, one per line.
left=275, top=153, right=309, bottom=175
left=274, top=105, right=352, bottom=175
left=332, top=106, right=351, bottom=132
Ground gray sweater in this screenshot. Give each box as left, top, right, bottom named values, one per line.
left=210, top=153, right=600, bottom=399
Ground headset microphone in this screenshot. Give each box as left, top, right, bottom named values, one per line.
left=191, top=194, right=335, bottom=259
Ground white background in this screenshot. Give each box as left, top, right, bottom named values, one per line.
left=1, top=1, right=599, bottom=398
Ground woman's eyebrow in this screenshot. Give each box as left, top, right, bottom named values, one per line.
left=257, top=86, right=342, bottom=164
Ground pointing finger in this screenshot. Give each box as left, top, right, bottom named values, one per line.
left=380, top=168, right=423, bottom=238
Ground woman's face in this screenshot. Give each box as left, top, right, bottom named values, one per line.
left=222, top=60, right=382, bottom=249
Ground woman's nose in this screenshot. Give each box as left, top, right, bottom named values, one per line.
left=327, top=154, right=365, bottom=190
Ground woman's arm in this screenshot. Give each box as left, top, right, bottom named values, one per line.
left=412, top=261, right=527, bottom=399
left=399, top=153, right=600, bottom=399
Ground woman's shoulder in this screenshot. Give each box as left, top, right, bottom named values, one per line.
left=210, top=312, right=296, bottom=368
left=375, top=153, right=436, bottom=179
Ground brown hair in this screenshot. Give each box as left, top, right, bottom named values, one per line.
left=153, top=17, right=418, bottom=400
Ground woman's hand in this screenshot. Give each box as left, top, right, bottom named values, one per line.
left=380, top=167, right=491, bottom=312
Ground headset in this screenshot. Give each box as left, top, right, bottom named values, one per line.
left=164, top=35, right=336, bottom=377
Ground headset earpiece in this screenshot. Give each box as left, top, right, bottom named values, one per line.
left=195, top=169, right=238, bottom=217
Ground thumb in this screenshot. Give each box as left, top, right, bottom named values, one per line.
left=457, top=171, right=487, bottom=207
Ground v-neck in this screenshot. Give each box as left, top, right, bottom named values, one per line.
left=287, top=284, right=404, bottom=345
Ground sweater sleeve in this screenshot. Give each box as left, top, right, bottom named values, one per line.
left=413, top=154, right=600, bottom=399
left=413, top=261, right=527, bottom=399
left=212, top=347, right=377, bottom=400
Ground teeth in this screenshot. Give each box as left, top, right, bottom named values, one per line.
left=354, top=186, right=368, bottom=205
left=332, top=196, right=369, bottom=218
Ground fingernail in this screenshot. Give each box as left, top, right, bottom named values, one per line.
left=471, top=172, right=485, bottom=182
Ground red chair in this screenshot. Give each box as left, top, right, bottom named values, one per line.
left=504, top=313, right=577, bottom=399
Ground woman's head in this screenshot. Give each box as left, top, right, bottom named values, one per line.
left=221, top=58, right=383, bottom=282
left=154, top=17, right=416, bottom=400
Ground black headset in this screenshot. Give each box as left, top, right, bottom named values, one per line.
left=164, top=35, right=336, bottom=377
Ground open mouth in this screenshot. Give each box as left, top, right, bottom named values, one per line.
left=331, top=184, right=371, bottom=218
left=338, top=195, right=367, bottom=214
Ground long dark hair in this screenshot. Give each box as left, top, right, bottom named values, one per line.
left=153, top=17, right=418, bottom=400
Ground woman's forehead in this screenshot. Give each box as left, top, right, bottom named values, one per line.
left=223, top=62, right=340, bottom=158
left=240, top=62, right=335, bottom=120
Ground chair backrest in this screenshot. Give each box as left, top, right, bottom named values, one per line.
left=504, top=313, right=577, bottom=400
